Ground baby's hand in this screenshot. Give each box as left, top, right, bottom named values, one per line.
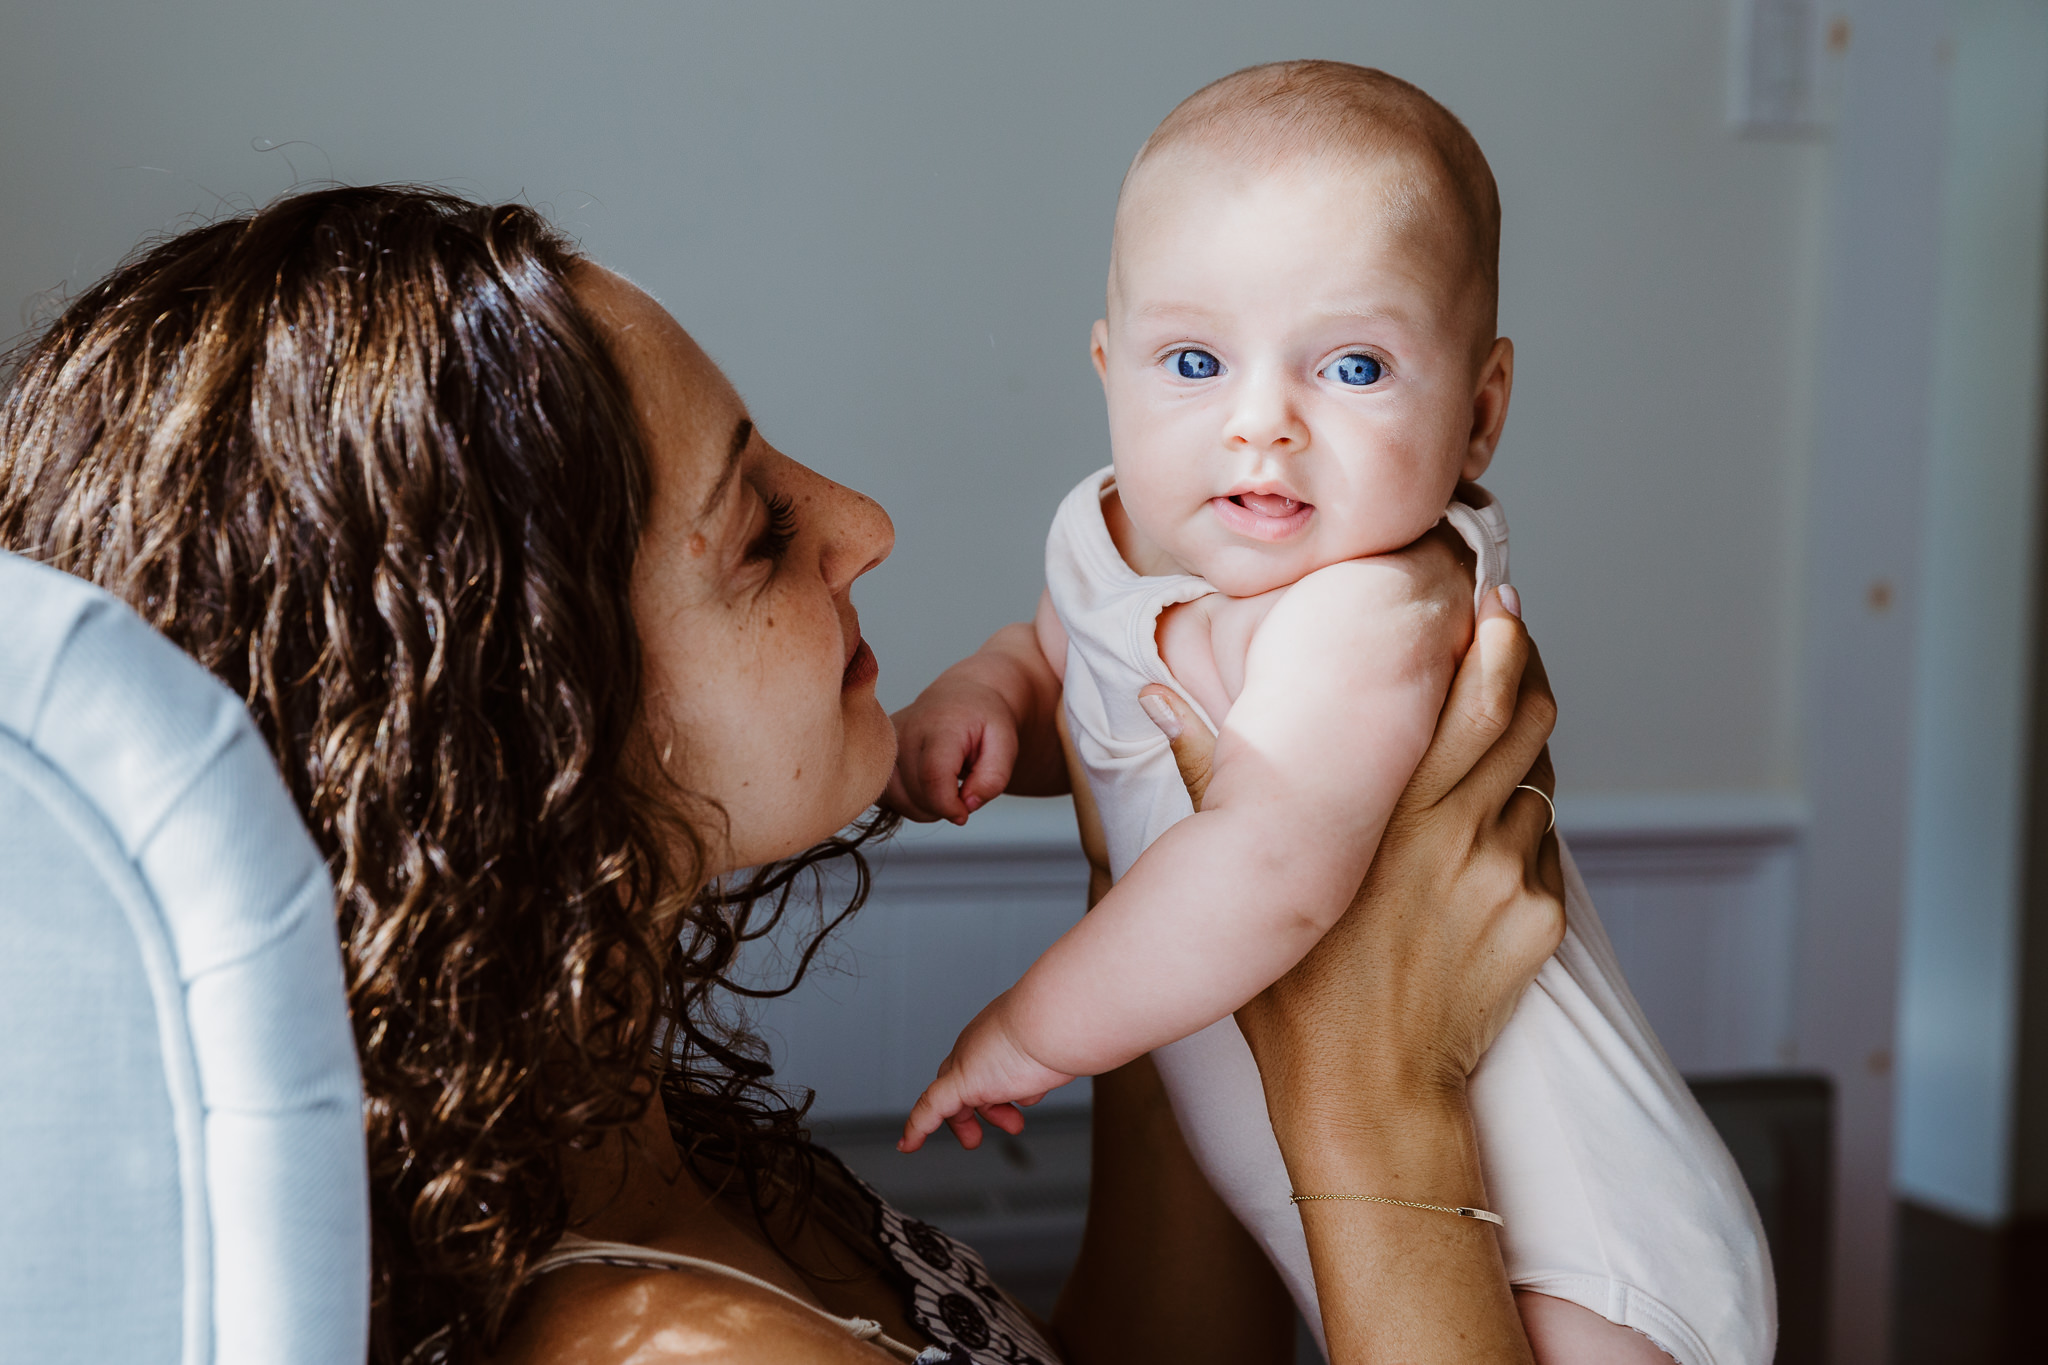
left=885, top=674, right=1023, bottom=824
left=898, top=997, right=1075, bottom=1152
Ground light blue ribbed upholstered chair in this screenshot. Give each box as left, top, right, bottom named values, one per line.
left=0, top=550, right=369, bottom=1365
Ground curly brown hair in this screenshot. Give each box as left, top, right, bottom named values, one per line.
left=0, top=185, right=884, bottom=1362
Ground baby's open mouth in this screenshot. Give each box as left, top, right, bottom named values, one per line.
left=1232, top=492, right=1302, bottom=517
left=1211, top=491, right=1314, bottom=542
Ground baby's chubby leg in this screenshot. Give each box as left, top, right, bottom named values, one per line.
left=899, top=992, right=1077, bottom=1152
left=1518, top=1292, right=1679, bottom=1365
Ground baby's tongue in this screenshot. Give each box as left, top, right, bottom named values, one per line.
left=1237, top=492, right=1303, bottom=517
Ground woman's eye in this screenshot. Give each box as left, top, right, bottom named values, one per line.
left=748, top=493, right=797, bottom=564
left=1324, top=353, right=1384, bottom=387
left=1168, top=349, right=1221, bottom=380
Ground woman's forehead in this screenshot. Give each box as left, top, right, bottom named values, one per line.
left=571, top=264, right=746, bottom=505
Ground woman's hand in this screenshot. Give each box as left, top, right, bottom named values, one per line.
left=1252, top=589, right=1561, bottom=1102
left=1151, top=585, right=1561, bottom=1101
left=1145, top=586, right=1563, bottom=1364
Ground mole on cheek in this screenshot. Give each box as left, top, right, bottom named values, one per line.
left=685, top=533, right=708, bottom=557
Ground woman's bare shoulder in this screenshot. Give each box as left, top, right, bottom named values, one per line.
left=488, top=1262, right=893, bottom=1365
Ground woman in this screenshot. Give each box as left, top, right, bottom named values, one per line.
left=0, top=186, right=1564, bottom=1364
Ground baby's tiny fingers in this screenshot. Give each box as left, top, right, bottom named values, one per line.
left=883, top=769, right=940, bottom=824
left=960, top=727, right=1018, bottom=815
left=916, top=742, right=973, bottom=824
left=899, top=1075, right=960, bottom=1152
left=980, top=1103, right=1027, bottom=1137
left=898, top=1102, right=942, bottom=1152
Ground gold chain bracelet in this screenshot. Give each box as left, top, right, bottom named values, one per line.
left=1288, top=1192, right=1505, bottom=1227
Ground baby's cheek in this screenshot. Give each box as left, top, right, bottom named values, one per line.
left=1120, top=453, right=1207, bottom=517
left=1318, top=497, right=1442, bottom=565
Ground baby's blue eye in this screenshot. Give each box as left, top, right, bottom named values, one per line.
left=1170, top=349, right=1221, bottom=380
left=1326, top=354, right=1384, bottom=387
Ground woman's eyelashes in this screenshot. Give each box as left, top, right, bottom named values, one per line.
left=1167, top=348, right=1221, bottom=380
left=1322, top=352, right=1385, bottom=387
left=747, top=492, right=798, bottom=564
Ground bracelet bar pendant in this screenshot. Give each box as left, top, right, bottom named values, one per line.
left=1289, top=1192, right=1504, bottom=1228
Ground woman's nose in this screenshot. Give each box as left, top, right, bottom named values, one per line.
left=812, top=469, right=895, bottom=592
left=1221, top=368, right=1308, bottom=453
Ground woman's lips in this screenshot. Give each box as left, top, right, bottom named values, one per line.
left=1209, top=492, right=1314, bottom=542
left=842, top=636, right=878, bottom=691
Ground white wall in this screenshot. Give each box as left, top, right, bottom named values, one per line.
left=0, top=0, right=1823, bottom=802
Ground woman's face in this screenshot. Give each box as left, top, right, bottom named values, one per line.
left=574, top=267, right=897, bottom=875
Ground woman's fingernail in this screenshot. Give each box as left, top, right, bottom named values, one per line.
left=964, top=794, right=983, bottom=813
left=1497, top=584, right=1522, bottom=619
left=1140, top=692, right=1183, bottom=739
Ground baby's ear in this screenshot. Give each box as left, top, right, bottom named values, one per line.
left=1463, top=336, right=1515, bottom=480
left=1089, top=319, right=1110, bottom=385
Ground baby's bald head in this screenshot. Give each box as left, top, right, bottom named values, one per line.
left=1112, top=61, right=1501, bottom=349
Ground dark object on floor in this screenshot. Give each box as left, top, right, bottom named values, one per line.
left=1688, top=1074, right=1833, bottom=1365
left=1890, top=1198, right=2048, bottom=1364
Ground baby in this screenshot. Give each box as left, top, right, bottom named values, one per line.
left=887, top=62, right=1772, bottom=1364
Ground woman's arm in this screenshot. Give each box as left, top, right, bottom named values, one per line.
left=1052, top=1053, right=1296, bottom=1365
left=1176, top=588, right=1562, bottom=1363
left=1050, top=694, right=1294, bottom=1361
left=1050, top=588, right=1560, bottom=1365
left=1005, top=556, right=1467, bottom=1072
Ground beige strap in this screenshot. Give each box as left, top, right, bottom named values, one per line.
left=531, top=1234, right=926, bottom=1361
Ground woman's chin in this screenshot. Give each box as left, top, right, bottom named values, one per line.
left=849, top=694, right=900, bottom=813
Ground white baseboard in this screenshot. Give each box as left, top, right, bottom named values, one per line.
left=746, top=793, right=1806, bottom=1119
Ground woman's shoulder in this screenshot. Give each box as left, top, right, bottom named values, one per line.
left=489, top=1260, right=894, bottom=1365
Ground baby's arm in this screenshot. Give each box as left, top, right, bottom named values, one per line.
left=884, top=592, right=1069, bottom=823
left=902, top=550, right=1472, bottom=1148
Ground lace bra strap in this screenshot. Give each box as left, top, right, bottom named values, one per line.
left=529, top=1234, right=928, bottom=1362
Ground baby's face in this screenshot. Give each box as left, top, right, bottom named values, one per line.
left=1095, top=152, right=1504, bottom=597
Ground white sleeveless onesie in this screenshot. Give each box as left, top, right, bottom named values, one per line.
left=1045, top=467, right=1773, bottom=1365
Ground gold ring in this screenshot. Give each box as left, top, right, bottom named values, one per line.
left=1514, top=783, right=1556, bottom=835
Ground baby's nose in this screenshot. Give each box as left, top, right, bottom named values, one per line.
left=1223, top=379, right=1308, bottom=450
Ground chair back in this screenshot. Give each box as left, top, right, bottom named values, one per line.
left=0, top=551, right=369, bottom=1365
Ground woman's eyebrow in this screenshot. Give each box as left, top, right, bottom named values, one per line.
left=696, top=417, right=754, bottom=520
